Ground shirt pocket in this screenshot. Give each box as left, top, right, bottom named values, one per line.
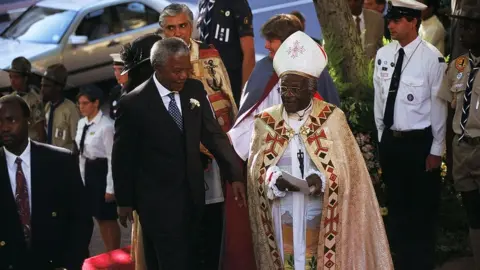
left=54, top=122, right=69, bottom=141
left=398, top=76, right=428, bottom=105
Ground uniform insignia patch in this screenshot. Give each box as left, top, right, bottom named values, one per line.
left=457, top=73, right=463, bottom=80
left=382, top=67, right=388, bottom=71
left=378, top=59, right=381, bottom=65
left=455, top=56, right=468, bottom=72
left=225, top=10, right=230, bottom=17
left=390, top=62, right=395, bottom=67
left=438, top=57, right=445, bottom=63
left=407, top=94, right=414, bottom=101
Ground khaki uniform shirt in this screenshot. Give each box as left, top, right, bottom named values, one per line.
left=12, top=87, right=45, bottom=141
left=438, top=53, right=480, bottom=138
left=45, top=99, right=80, bottom=151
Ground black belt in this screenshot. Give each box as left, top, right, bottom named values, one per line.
left=388, top=127, right=431, bottom=139
left=459, top=136, right=480, bottom=146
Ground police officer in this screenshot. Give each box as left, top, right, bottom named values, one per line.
left=373, top=0, right=447, bottom=269
left=107, top=53, right=127, bottom=120
left=196, top=0, right=255, bottom=105
left=42, top=64, right=80, bottom=151
left=3, top=57, right=46, bottom=142
left=437, top=1, right=480, bottom=268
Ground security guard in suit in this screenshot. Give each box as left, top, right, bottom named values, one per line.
left=197, top=0, right=255, bottom=105
left=373, top=0, right=447, bottom=269
left=437, top=1, right=480, bottom=268
left=3, top=57, right=46, bottom=142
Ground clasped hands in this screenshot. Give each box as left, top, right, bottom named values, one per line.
left=275, top=174, right=323, bottom=196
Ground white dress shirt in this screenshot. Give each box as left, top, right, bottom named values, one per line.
left=153, top=74, right=182, bottom=115
left=4, top=140, right=32, bottom=211
left=75, top=111, right=115, bottom=194
left=373, top=36, right=448, bottom=156
left=228, top=81, right=281, bottom=160
left=352, top=11, right=366, bottom=33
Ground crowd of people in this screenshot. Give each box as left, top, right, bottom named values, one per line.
left=0, top=0, right=479, bottom=269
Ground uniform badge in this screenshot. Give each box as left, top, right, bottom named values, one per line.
left=244, top=17, right=249, bottom=25
left=390, top=62, right=395, bottom=67
left=112, top=100, right=117, bottom=106
left=89, top=132, right=95, bottom=135
left=455, top=56, right=468, bottom=72
left=457, top=73, right=463, bottom=80
left=382, top=67, right=388, bottom=71
left=225, top=10, right=230, bottom=17
left=407, top=94, right=414, bottom=101
left=377, top=59, right=381, bottom=65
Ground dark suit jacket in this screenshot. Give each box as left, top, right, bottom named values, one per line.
left=363, top=8, right=385, bottom=60
left=0, top=141, right=93, bottom=270
left=112, top=77, right=242, bottom=233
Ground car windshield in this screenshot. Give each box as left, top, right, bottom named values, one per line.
left=1, top=6, right=76, bottom=44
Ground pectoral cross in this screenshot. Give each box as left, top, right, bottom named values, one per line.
left=297, top=149, right=304, bottom=178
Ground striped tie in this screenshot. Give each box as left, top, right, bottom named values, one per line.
left=198, top=0, right=216, bottom=43
left=459, top=52, right=480, bottom=141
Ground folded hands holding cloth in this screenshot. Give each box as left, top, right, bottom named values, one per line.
left=265, top=166, right=326, bottom=200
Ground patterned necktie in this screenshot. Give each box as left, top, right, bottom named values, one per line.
left=355, top=16, right=361, bottom=34
left=383, top=48, right=405, bottom=129
left=15, top=157, right=31, bottom=246
left=459, top=52, right=480, bottom=141
left=198, top=0, right=215, bottom=43
left=79, top=123, right=92, bottom=155
left=168, top=93, right=183, bottom=131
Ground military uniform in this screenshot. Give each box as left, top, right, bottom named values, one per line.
left=438, top=53, right=480, bottom=191
left=45, top=99, right=80, bottom=151
left=438, top=1, right=480, bottom=267
left=197, top=0, right=254, bottom=104
left=12, top=86, right=45, bottom=141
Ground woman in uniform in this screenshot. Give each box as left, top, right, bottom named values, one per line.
left=75, top=85, right=120, bottom=252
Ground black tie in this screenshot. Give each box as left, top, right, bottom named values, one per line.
left=79, top=123, right=92, bottom=155
left=383, top=48, right=405, bottom=129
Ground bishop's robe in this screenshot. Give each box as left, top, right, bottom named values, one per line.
left=247, top=99, right=393, bottom=270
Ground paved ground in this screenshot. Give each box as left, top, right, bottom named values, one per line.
left=89, top=220, right=132, bottom=256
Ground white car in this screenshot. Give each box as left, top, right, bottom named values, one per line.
left=0, top=0, right=198, bottom=92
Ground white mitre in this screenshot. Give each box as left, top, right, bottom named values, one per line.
left=273, top=31, right=328, bottom=79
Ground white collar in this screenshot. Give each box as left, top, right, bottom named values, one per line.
left=352, top=11, right=364, bottom=21
left=4, top=139, right=31, bottom=171
left=153, top=73, right=175, bottom=98
left=86, top=110, right=103, bottom=125
left=395, top=36, right=422, bottom=58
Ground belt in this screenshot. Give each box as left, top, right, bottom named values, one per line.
left=389, top=127, right=431, bottom=139
left=460, top=136, right=480, bottom=146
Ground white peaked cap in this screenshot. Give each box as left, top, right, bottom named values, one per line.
left=389, top=0, right=427, bottom=11
left=273, top=31, right=328, bottom=79
left=110, top=53, right=124, bottom=64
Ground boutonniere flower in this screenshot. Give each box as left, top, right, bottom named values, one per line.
left=190, top=98, right=200, bottom=110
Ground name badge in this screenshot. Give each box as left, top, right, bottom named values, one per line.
left=55, top=128, right=66, bottom=140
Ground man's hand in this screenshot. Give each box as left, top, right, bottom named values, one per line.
left=275, top=177, right=300, bottom=192
left=231, top=181, right=247, bottom=208
left=426, top=154, right=442, bottom=171
left=105, top=193, right=115, bottom=203
left=306, top=174, right=323, bottom=196
left=117, top=206, right=133, bottom=228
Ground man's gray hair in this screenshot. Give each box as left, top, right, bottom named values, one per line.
left=158, top=3, right=194, bottom=35
left=150, top=37, right=190, bottom=68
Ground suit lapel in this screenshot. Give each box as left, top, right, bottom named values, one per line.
left=0, top=148, right=15, bottom=207
left=180, top=87, right=193, bottom=139
left=146, top=77, right=183, bottom=134
left=30, top=142, right=44, bottom=226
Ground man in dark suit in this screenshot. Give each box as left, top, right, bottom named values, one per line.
left=112, top=37, right=245, bottom=270
left=0, top=95, right=93, bottom=270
